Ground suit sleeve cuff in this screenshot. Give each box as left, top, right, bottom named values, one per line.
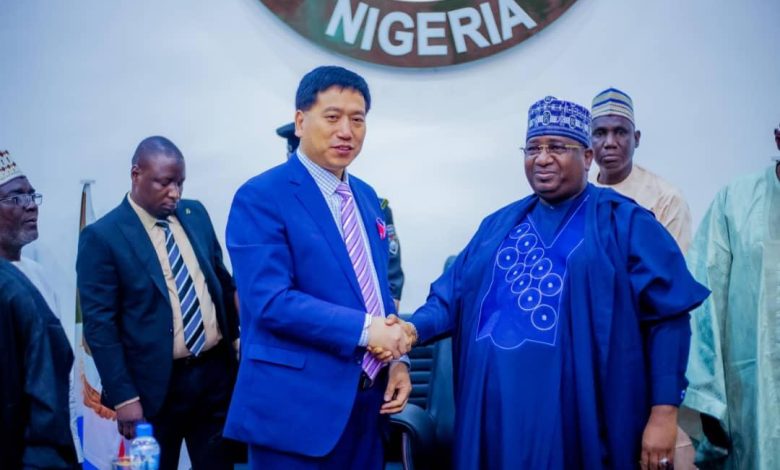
left=115, top=397, right=140, bottom=410
left=652, top=375, right=687, bottom=406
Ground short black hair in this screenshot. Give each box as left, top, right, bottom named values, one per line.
left=131, top=136, right=184, bottom=166
left=295, top=66, right=371, bottom=113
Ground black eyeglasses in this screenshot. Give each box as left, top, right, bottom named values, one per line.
left=0, top=193, right=43, bottom=207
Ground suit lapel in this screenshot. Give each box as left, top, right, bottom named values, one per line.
left=177, top=204, right=227, bottom=327
left=288, top=158, right=364, bottom=302
left=176, top=205, right=208, bottom=276
left=115, top=198, right=170, bottom=304
left=352, top=182, right=393, bottom=313
left=177, top=204, right=223, bottom=300
left=176, top=205, right=213, bottom=285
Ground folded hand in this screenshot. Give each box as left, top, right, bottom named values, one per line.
left=116, top=401, right=144, bottom=439
left=380, top=362, right=412, bottom=414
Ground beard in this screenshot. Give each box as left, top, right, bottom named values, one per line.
left=19, top=227, right=39, bottom=245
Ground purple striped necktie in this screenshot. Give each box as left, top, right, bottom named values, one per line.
left=335, top=183, right=385, bottom=380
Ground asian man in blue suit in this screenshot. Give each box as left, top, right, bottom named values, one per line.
left=224, top=66, right=412, bottom=469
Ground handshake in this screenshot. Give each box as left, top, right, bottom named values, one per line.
left=366, top=314, right=418, bottom=362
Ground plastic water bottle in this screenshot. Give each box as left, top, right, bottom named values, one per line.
left=129, top=423, right=160, bottom=470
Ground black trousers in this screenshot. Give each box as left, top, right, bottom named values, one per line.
left=149, top=341, right=237, bottom=470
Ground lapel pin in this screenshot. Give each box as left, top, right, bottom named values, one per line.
left=185, top=208, right=191, bottom=215
left=376, top=218, right=386, bottom=240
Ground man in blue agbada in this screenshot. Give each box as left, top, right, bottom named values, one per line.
left=400, top=97, right=710, bottom=469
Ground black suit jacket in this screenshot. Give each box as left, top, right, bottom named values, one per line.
left=77, top=197, right=238, bottom=417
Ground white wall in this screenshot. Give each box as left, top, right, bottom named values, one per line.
left=1, top=0, right=778, bottom=327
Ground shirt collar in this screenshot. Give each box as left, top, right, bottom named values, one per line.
left=296, top=149, right=349, bottom=196
left=596, top=163, right=643, bottom=188
left=127, top=193, right=167, bottom=230
left=537, top=184, right=590, bottom=210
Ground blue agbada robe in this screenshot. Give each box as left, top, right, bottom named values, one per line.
left=409, top=185, right=710, bottom=469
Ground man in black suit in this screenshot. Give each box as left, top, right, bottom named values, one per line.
left=77, top=136, right=239, bottom=470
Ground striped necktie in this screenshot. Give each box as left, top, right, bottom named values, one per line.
left=156, top=219, right=206, bottom=356
left=335, top=183, right=385, bottom=380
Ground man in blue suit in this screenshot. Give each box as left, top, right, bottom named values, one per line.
left=225, top=66, right=412, bottom=469
left=276, top=121, right=406, bottom=309
left=77, top=136, right=240, bottom=470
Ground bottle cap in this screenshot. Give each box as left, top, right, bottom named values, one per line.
left=135, top=423, right=154, bottom=437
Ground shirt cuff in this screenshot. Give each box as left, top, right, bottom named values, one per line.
left=392, top=355, right=411, bottom=368
left=358, top=313, right=372, bottom=347
left=115, top=396, right=140, bottom=410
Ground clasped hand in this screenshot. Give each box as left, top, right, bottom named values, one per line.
left=367, top=314, right=417, bottom=362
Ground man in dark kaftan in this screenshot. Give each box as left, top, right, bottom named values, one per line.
left=0, top=259, right=77, bottom=469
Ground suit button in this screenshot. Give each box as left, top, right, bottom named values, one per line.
left=169, top=328, right=174, bottom=334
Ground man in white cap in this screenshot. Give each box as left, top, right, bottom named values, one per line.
left=0, top=149, right=78, bottom=468
left=0, top=150, right=58, bottom=309
left=590, top=88, right=693, bottom=252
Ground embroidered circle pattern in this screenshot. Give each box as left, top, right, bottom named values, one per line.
left=477, top=196, right=588, bottom=348
left=494, top=224, right=563, bottom=335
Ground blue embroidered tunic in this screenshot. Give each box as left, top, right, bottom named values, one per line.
left=409, top=185, right=709, bottom=469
